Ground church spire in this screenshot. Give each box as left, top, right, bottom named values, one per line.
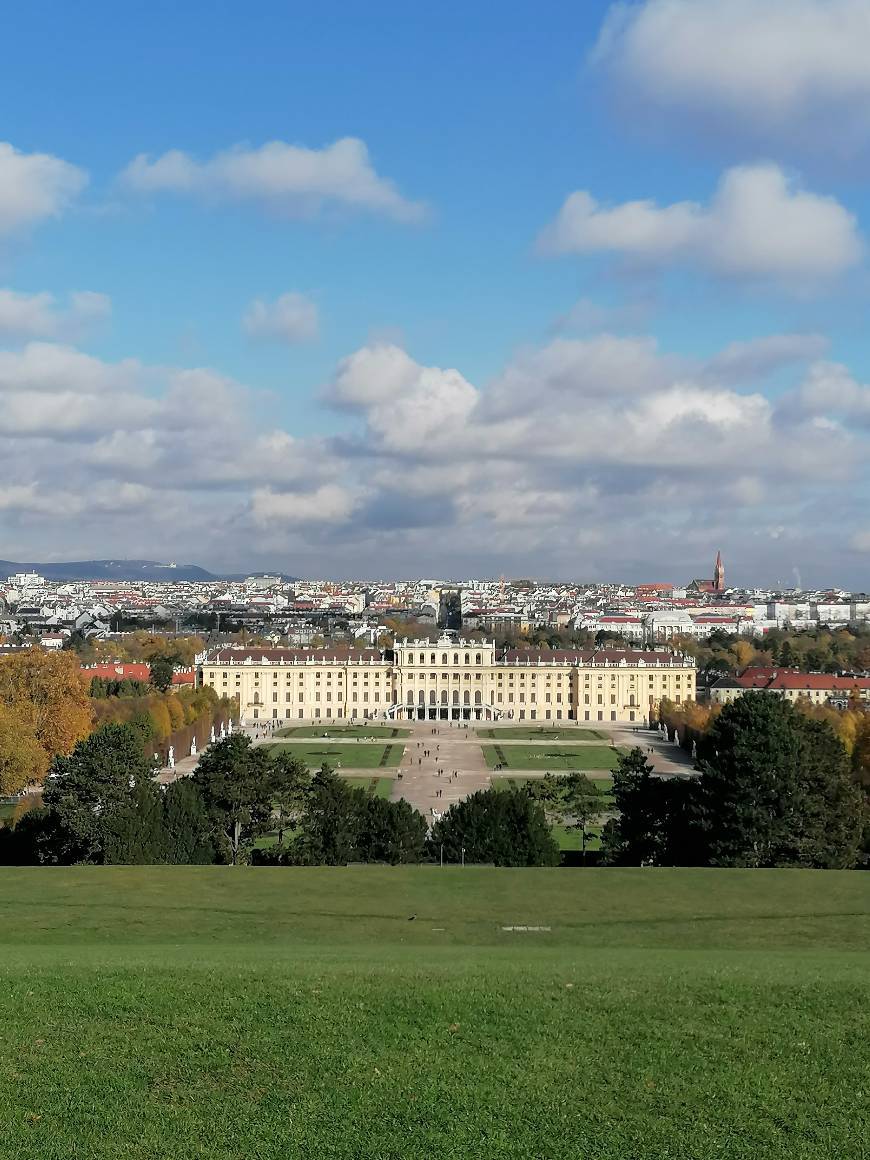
left=714, top=550, right=724, bottom=592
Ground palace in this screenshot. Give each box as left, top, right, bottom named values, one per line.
left=197, top=636, right=696, bottom=726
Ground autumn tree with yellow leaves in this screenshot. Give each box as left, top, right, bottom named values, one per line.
left=0, top=649, right=93, bottom=764
left=0, top=650, right=93, bottom=795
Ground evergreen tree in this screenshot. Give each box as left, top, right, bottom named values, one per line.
left=163, top=779, right=216, bottom=864
left=696, top=696, right=864, bottom=868
left=600, top=748, right=701, bottom=866
left=355, top=795, right=428, bottom=864
left=43, top=722, right=154, bottom=863
left=269, top=749, right=311, bottom=846
left=192, top=733, right=274, bottom=863
left=429, top=787, right=559, bottom=866
left=298, top=766, right=365, bottom=865
left=103, top=780, right=169, bottom=864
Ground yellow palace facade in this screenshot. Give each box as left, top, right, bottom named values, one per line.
left=198, top=636, right=695, bottom=726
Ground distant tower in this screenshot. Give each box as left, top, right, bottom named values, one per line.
left=713, top=550, right=725, bottom=592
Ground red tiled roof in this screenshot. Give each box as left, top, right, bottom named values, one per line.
left=736, top=666, right=870, bottom=692
left=83, top=662, right=151, bottom=681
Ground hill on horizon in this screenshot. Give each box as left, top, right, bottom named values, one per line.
left=2, top=558, right=222, bottom=582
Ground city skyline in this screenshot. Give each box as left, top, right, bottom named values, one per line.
left=3, top=3, right=870, bottom=585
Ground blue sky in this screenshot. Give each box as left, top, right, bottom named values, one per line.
left=2, top=0, right=870, bottom=585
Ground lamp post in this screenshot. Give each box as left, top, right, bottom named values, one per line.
left=461, top=846, right=465, bottom=868
left=440, top=843, right=444, bottom=868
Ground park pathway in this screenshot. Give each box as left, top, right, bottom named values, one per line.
left=392, top=723, right=491, bottom=821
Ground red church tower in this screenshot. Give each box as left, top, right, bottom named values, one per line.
left=713, top=550, right=725, bottom=592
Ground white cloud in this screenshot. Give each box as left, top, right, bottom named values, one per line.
left=119, top=137, right=424, bottom=222
left=0, top=142, right=87, bottom=237
left=791, top=361, right=870, bottom=421
left=850, top=530, right=870, bottom=552
left=243, top=292, right=319, bottom=344
left=0, top=342, right=141, bottom=395
left=2, top=331, right=870, bottom=584
left=539, top=164, right=862, bottom=285
left=593, top=0, right=870, bottom=157
left=326, top=343, right=479, bottom=453
left=251, top=484, right=358, bottom=526
left=0, top=289, right=110, bottom=341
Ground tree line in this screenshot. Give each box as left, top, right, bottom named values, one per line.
left=1, top=693, right=866, bottom=869
left=0, top=730, right=561, bottom=867
left=606, top=696, right=868, bottom=868
left=0, top=648, right=236, bottom=798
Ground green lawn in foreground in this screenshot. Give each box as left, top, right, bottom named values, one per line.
left=275, top=724, right=410, bottom=738
left=0, top=867, right=867, bottom=1159
left=483, top=743, right=622, bottom=771
left=264, top=742, right=404, bottom=768
left=478, top=726, right=606, bottom=740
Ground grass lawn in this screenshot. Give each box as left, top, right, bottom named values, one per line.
left=341, top=776, right=395, bottom=798
left=489, top=773, right=613, bottom=795
left=478, top=727, right=605, bottom=740
left=483, top=743, right=622, bottom=771
left=0, top=867, right=867, bottom=1159
left=551, top=823, right=603, bottom=852
left=275, top=725, right=410, bottom=739
left=264, top=743, right=404, bottom=769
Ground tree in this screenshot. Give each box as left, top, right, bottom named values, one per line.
left=355, top=795, right=428, bottom=864
left=192, top=734, right=275, bottom=863
left=0, top=706, right=49, bottom=795
left=163, top=779, right=216, bottom=864
left=42, top=722, right=155, bottom=863
left=599, top=748, right=700, bottom=866
left=149, top=655, right=178, bottom=693
left=269, top=749, right=311, bottom=846
left=102, top=780, right=169, bottom=865
left=695, top=696, right=865, bottom=868
left=429, top=787, right=559, bottom=866
left=298, top=766, right=365, bottom=864
left=0, top=649, right=92, bottom=762
left=529, top=772, right=604, bottom=862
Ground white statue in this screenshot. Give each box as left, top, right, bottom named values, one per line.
left=219, top=723, right=226, bottom=739
left=210, top=725, right=216, bottom=744
left=168, top=745, right=175, bottom=770
left=190, top=737, right=197, bottom=757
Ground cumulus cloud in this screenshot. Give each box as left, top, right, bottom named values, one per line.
left=326, top=343, right=479, bottom=454
left=242, top=292, right=319, bottom=344
left=539, top=164, right=862, bottom=286
left=0, top=142, right=87, bottom=237
left=0, top=289, right=110, bottom=341
left=119, top=137, right=425, bottom=222
left=2, top=329, right=870, bottom=583
left=593, top=0, right=870, bottom=158
left=790, top=361, right=870, bottom=422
